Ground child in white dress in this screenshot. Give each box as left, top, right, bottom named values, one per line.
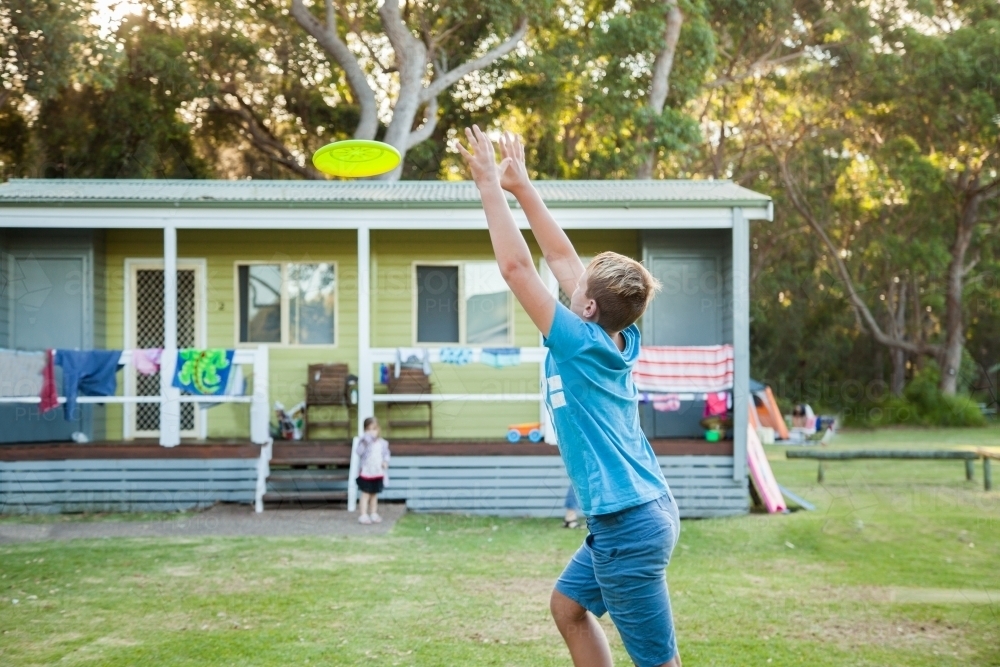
left=356, top=417, right=390, bottom=524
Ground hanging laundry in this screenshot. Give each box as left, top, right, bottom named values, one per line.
left=703, top=391, right=729, bottom=417
left=481, top=347, right=521, bottom=369
left=440, top=347, right=473, bottom=366
left=131, top=348, right=164, bottom=375
left=55, top=350, right=123, bottom=420
left=0, top=348, right=46, bottom=397
left=39, top=349, right=59, bottom=414
left=171, top=349, right=235, bottom=395
left=379, top=363, right=390, bottom=385
left=652, top=393, right=682, bottom=412
left=633, top=345, right=734, bottom=393
left=199, top=365, right=246, bottom=410
left=394, top=348, right=431, bottom=378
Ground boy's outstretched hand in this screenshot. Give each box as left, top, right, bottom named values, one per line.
left=455, top=126, right=510, bottom=191
left=498, top=131, right=530, bottom=196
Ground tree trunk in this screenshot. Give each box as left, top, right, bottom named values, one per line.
left=288, top=3, right=527, bottom=181
left=890, top=348, right=906, bottom=396
left=939, top=195, right=980, bottom=394
left=636, top=0, right=683, bottom=179
left=887, top=279, right=908, bottom=396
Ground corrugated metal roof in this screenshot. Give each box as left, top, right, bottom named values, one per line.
left=0, top=178, right=771, bottom=208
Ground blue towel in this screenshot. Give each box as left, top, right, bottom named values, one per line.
left=55, top=350, right=122, bottom=420
left=440, top=347, right=473, bottom=366
left=481, top=347, right=521, bottom=368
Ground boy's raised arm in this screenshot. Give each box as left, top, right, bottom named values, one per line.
left=498, top=132, right=586, bottom=297
left=455, top=126, right=556, bottom=337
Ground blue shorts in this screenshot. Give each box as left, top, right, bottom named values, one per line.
left=554, top=491, right=681, bottom=667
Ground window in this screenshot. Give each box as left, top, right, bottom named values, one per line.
left=415, top=265, right=459, bottom=343
left=464, top=262, right=510, bottom=345
left=414, top=262, right=512, bottom=345
left=237, top=262, right=336, bottom=345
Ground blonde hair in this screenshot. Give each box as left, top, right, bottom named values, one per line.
left=585, top=252, right=661, bottom=332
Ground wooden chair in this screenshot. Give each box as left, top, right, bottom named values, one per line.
left=303, top=363, right=352, bottom=440
left=386, top=367, right=433, bottom=438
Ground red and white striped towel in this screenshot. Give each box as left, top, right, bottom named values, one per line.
left=633, top=345, right=734, bottom=393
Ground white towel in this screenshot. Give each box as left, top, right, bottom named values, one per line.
left=395, top=348, right=431, bottom=378
left=0, top=349, right=46, bottom=397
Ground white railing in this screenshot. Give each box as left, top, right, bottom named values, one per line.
left=0, top=346, right=271, bottom=445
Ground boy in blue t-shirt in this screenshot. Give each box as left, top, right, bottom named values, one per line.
left=456, top=127, right=682, bottom=667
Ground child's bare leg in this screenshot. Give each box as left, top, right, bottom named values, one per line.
left=550, top=590, right=613, bottom=667
left=369, top=494, right=379, bottom=516
left=358, top=492, right=370, bottom=515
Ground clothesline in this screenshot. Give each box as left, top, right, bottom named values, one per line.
left=0, top=347, right=251, bottom=420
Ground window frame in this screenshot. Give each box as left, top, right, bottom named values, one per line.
left=410, top=260, right=515, bottom=347
left=233, top=260, right=339, bottom=348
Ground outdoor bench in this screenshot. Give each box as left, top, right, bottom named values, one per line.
left=785, top=449, right=993, bottom=491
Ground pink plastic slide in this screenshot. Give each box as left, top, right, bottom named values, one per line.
left=746, top=420, right=787, bottom=513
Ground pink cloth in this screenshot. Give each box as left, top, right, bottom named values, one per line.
left=132, top=348, right=163, bottom=375
left=39, top=349, right=59, bottom=414
left=652, top=394, right=681, bottom=412
left=633, top=345, right=734, bottom=393
left=703, top=391, right=729, bottom=418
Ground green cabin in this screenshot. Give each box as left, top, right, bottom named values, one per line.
left=0, top=179, right=771, bottom=517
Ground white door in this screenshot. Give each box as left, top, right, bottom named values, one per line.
left=125, top=260, right=206, bottom=439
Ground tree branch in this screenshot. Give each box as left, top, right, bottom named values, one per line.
left=705, top=47, right=819, bottom=89
left=407, top=96, right=439, bottom=149
left=423, top=17, right=528, bottom=101
left=290, top=0, right=378, bottom=139
left=378, top=0, right=421, bottom=56
left=212, top=96, right=323, bottom=179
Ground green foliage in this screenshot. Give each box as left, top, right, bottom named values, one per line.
left=483, top=0, right=715, bottom=179
left=844, top=367, right=988, bottom=427
left=32, top=8, right=210, bottom=178
left=0, top=0, right=92, bottom=179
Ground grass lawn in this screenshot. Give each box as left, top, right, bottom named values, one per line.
left=1, top=426, right=999, bottom=666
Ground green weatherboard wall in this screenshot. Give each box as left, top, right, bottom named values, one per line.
left=103, top=228, right=638, bottom=440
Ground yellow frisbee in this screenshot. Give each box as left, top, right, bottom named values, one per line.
left=312, top=140, right=401, bottom=178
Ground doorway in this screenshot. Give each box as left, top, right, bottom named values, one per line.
left=1, top=251, right=91, bottom=443
left=124, top=260, right=205, bottom=439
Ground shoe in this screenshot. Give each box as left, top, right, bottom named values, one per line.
left=370, top=513, right=383, bottom=523
left=563, top=520, right=579, bottom=529
left=358, top=514, right=372, bottom=524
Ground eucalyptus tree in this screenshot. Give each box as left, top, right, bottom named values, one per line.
left=289, top=0, right=541, bottom=179
left=741, top=1, right=1000, bottom=395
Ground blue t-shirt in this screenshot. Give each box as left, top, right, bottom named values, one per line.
left=543, top=302, right=669, bottom=515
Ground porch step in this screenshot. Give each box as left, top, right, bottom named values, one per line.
left=269, top=457, right=351, bottom=467
left=262, top=491, right=348, bottom=503
left=268, top=470, right=349, bottom=482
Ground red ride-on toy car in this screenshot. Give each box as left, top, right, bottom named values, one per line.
left=506, top=422, right=543, bottom=443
